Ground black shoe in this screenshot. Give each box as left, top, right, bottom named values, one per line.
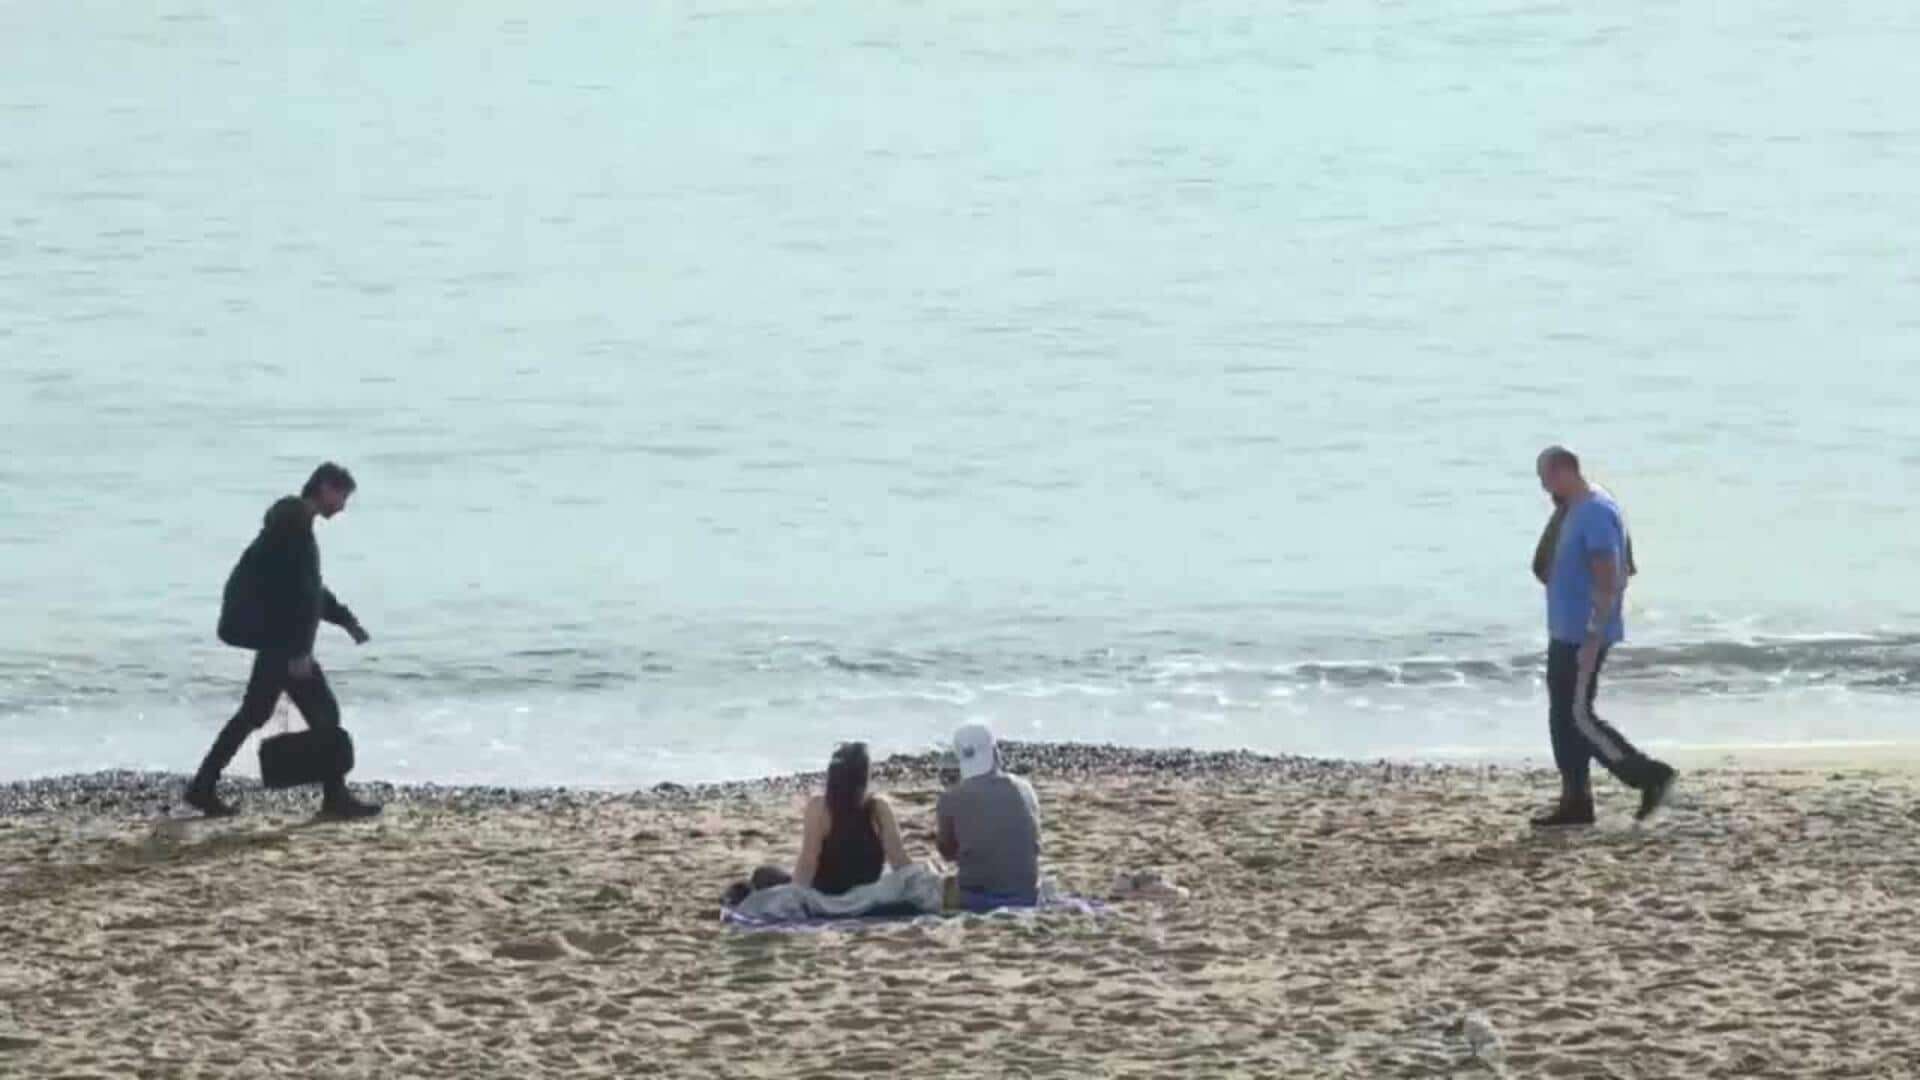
left=1636, top=765, right=1677, bottom=822
left=184, top=780, right=239, bottom=819
left=317, top=794, right=383, bottom=822
left=1530, top=800, right=1596, bottom=829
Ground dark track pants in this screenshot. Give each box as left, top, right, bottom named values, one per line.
left=1547, top=641, right=1663, bottom=793
left=194, top=650, right=349, bottom=797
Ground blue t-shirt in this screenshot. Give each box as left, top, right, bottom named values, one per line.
left=1547, top=493, right=1628, bottom=645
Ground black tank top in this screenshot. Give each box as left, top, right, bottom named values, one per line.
left=812, top=799, right=885, bottom=896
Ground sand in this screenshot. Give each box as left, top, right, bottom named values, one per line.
left=4, top=754, right=1919, bottom=1078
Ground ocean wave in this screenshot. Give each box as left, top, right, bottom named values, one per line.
left=818, top=633, right=1920, bottom=696
left=0, top=651, right=663, bottom=716
left=3, top=633, right=1918, bottom=716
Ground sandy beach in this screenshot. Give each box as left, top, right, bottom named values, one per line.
left=4, top=746, right=1919, bottom=1079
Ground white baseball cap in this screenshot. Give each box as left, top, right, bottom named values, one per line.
left=952, top=721, right=998, bottom=779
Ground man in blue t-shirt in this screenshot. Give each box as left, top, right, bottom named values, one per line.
left=1531, top=446, right=1676, bottom=828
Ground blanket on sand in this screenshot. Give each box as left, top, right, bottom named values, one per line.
left=722, top=864, right=1107, bottom=929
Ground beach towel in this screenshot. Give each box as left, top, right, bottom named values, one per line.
left=726, top=862, right=946, bottom=926
left=721, top=865, right=1108, bottom=930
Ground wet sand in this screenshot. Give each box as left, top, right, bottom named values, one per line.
left=3, top=747, right=1918, bottom=1078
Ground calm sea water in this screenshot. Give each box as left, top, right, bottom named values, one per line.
left=4, top=2, right=1918, bottom=786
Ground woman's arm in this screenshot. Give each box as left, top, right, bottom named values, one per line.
left=792, top=796, right=826, bottom=888
left=871, top=796, right=911, bottom=870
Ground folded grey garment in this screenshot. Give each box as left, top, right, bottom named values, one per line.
left=732, top=862, right=945, bottom=923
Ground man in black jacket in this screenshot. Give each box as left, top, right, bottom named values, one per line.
left=187, top=463, right=381, bottom=820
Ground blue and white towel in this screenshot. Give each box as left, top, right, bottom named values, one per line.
left=721, top=864, right=1108, bottom=930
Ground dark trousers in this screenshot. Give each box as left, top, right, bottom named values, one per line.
left=1547, top=641, right=1663, bottom=793
left=195, top=650, right=349, bottom=796
left=723, top=866, right=794, bottom=907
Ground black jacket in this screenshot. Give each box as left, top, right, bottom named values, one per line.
left=218, top=497, right=358, bottom=654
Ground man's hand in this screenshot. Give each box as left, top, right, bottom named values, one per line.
left=348, top=623, right=372, bottom=646
left=288, top=654, right=316, bottom=680
left=1576, top=549, right=1617, bottom=721
left=1576, top=636, right=1602, bottom=678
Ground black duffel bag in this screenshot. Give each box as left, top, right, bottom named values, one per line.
left=259, top=725, right=355, bottom=790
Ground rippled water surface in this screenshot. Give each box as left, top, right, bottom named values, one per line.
left=4, top=2, right=1918, bottom=784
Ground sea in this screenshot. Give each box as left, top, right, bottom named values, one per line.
left=3, top=1, right=1918, bottom=787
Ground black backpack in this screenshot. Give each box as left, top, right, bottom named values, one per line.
left=216, top=543, right=269, bottom=649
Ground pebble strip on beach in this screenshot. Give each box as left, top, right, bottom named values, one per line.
left=0, top=741, right=1493, bottom=819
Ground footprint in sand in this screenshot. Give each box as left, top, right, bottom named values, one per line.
left=0, top=1032, right=43, bottom=1052
left=561, top=929, right=628, bottom=957
left=489, top=928, right=627, bottom=962
left=492, top=934, right=586, bottom=963
left=588, top=884, right=628, bottom=905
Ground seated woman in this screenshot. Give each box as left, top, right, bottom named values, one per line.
left=794, top=741, right=910, bottom=894
left=724, top=742, right=909, bottom=905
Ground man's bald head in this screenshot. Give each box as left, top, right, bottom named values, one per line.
left=1536, top=445, right=1585, bottom=498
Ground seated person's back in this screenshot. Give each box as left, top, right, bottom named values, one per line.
left=795, top=742, right=910, bottom=896
left=937, top=722, right=1041, bottom=904
left=812, top=794, right=886, bottom=896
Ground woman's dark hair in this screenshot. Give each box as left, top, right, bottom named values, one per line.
left=302, top=462, right=357, bottom=499
left=824, top=742, right=870, bottom=825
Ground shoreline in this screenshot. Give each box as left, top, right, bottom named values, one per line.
left=4, top=738, right=1913, bottom=820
